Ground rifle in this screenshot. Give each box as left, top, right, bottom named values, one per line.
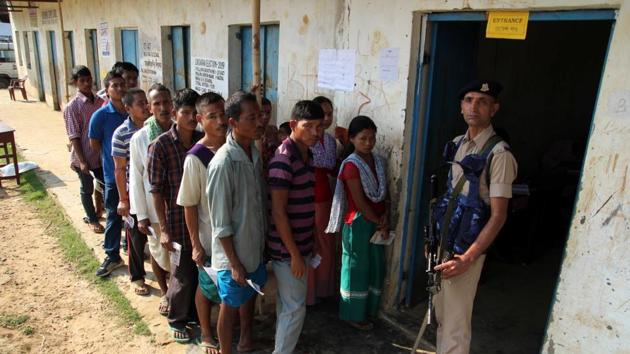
left=425, top=174, right=441, bottom=325
left=411, top=174, right=441, bottom=353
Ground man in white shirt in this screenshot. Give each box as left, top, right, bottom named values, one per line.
left=129, top=83, right=173, bottom=315
left=177, top=92, right=227, bottom=354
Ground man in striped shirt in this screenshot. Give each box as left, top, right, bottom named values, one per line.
left=267, top=100, right=324, bottom=354
left=112, top=87, right=150, bottom=295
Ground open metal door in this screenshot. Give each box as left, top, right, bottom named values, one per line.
left=401, top=17, right=479, bottom=307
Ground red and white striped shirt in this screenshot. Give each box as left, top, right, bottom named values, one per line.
left=63, top=91, right=104, bottom=169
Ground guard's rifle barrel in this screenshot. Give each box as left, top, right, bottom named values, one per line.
left=412, top=174, right=441, bottom=353
left=425, top=174, right=440, bottom=325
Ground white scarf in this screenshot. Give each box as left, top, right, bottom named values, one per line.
left=325, top=152, right=387, bottom=233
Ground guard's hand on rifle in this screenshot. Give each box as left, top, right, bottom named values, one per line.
left=434, top=254, right=473, bottom=279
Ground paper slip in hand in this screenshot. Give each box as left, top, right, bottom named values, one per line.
left=123, top=215, right=135, bottom=229
left=147, top=226, right=158, bottom=240
left=246, top=279, right=264, bottom=296
left=170, top=242, right=182, bottom=267
left=203, top=266, right=219, bottom=285
left=309, top=254, right=322, bottom=269
left=370, top=230, right=396, bottom=246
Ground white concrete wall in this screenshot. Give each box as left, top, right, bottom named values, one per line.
left=9, top=1, right=630, bottom=350
left=10, top=5, right=67, bottom=108
left=539, top=3, right=630, bottom=353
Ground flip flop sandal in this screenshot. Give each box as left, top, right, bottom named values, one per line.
left=200, top=341, right=220, bottom=354
left=159, top=296, right=169, bottom=316
left=134, top=282, right=150, bottom=296
left=168, top=325, right=190, bottom=343
left=90, top=222, right=105, bottom=234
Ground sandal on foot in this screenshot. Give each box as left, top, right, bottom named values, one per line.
left=168, top=325, right=190, bottom=343
left=200, top=341, right=220, bottom=354
left=90, top=222, right=104, bottom=234
left=159, top=296, right=169, bottom=316
left=133, top=281, right=150, bottom=296
left=345, top=320, right=374, bottom=331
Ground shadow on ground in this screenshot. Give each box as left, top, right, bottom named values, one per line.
left=177, top=298, right=414, bottom=354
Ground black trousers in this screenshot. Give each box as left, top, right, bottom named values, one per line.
left=167, top=249, right=199, bottom=328
left=126, top=214, right=147, bottom=282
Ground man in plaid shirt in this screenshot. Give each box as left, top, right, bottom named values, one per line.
left=63, top=65, right=105, bottom=234
left=148, top=88, right=203, bottom=342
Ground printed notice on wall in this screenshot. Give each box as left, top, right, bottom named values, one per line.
left=317, top=49, right=356, bottom=91
left=379, top=48, right=399, bottom=81
left=486, top=11, right=529, bottom=40
left=191, top=57, right=228, bottom=98
left=139, top=32, right=162, bottom=90
left=98, top=22, right=111, bottom=57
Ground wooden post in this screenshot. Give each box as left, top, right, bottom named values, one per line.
left=251, top=0, right=262, bottom=105
left=58, top=0, right=70, bottom=103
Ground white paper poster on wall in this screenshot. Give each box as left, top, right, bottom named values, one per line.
left=139, top=31, right=163, bottom=89
left=98, top=22, right=110, bottom=57
left=379, top=48, right=399, bottom=81
left=317, top=49, right=356, bottom=92
left=191, top=57, right=228, bottom=98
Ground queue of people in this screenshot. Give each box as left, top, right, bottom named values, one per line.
left=63, top=59, right=516, bottom=354
left=62, top=61, right=391, bottom=354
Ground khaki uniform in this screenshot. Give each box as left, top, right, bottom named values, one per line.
left=434, top=125, right=517, bottom=354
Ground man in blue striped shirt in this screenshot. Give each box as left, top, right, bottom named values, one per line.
left=112, top=87, right=150, bottom=295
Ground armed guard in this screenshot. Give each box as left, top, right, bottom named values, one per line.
left=430, top=80, right=518, bottom=354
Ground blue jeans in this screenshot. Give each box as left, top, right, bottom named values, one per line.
left=74, top=167, right=103, bottom=223
left=272, top=257, right=309, bottom=354
left=103, top=182, right=122, bottom=261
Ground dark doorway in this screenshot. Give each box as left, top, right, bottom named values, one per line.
left=32, top=31, right=45, bottom=102
left=404, top=11, right=614, bottom=353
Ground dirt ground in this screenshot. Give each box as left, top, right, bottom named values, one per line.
left=0, top=181, right=162, bottom=354
left=0, top=176, right=419, bottom=354
left=0, top=91, right=429, bottom=353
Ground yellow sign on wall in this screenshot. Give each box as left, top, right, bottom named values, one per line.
left=486, top=11, right=529, bottom=40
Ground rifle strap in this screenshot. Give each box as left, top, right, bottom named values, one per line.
left=438, top=134, right=503, bottom=255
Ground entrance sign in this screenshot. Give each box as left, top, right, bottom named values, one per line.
left=486, top=11, right=529, bottom=40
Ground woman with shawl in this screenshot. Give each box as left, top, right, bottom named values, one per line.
left=326, top=116, right=389, bottom=330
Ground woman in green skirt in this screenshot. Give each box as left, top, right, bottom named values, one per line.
left=326, top=116, right=389, bottom=330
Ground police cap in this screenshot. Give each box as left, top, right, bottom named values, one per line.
left=458, top=80, right=503, bottom=100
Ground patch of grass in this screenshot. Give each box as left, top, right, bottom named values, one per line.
left=0, top=313, right=29, bottom=329
left=22, top=326, right=35, bottom=336
left=17, top=168, right=150, bottom=336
